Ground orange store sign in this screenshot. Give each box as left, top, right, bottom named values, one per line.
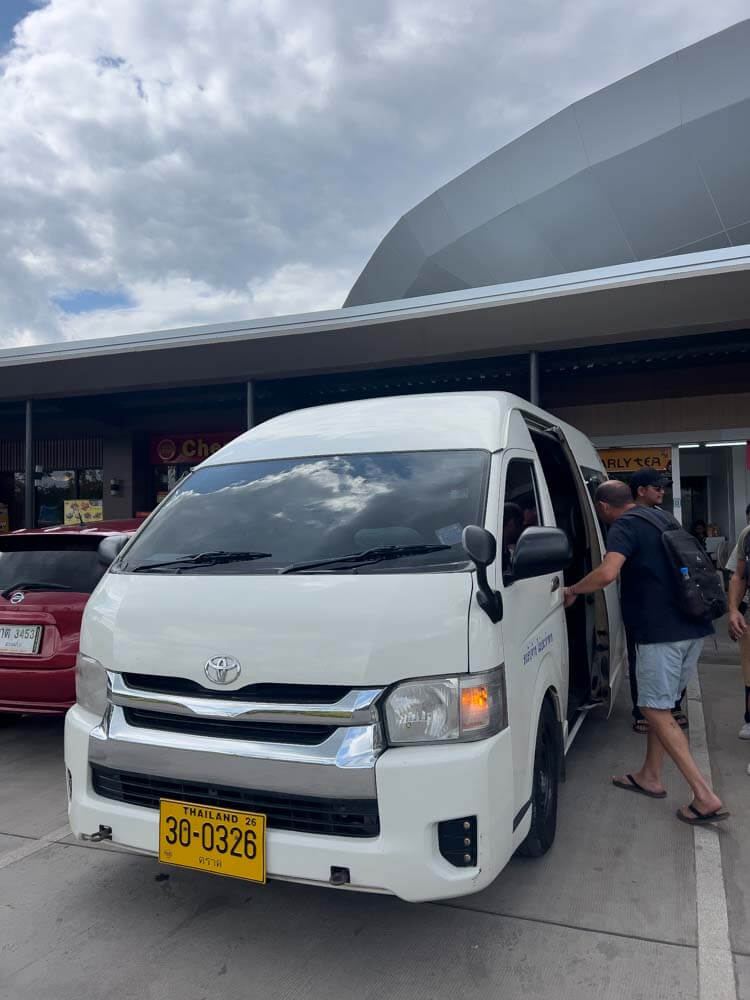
left=149, top=432, right=239, bottom=465
left=598, top=447, right=672, bottom=475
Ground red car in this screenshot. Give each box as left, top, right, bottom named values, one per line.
left=0, top=520, right=142, bottom=715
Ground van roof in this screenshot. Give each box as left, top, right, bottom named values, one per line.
left=200, top=391, right=597, bottom=465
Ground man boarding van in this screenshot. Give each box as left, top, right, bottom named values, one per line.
left=65, top=392, right=624, bottom=902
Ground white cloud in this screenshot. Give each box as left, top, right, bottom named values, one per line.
left=0, top=0, right=747, bottom=347
left=58, top=263, right=352, bottom=341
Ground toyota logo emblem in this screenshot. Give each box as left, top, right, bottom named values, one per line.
left=9, top=592, right=25, bottom=604
left=204, top=655, right=241, bottom=685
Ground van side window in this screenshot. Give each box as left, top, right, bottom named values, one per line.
left=502, top=460, right=542, bottom=572
left=581, top=466, right=606, bottom=504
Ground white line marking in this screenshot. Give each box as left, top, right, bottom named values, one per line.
left=687, top=675, right=737, bottom=1000
left=0, top=824, right=71, bottom=871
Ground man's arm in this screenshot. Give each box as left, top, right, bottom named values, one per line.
left=728, top=557, right=748, bottom=640
left=563, top=551, right=626, bottom=607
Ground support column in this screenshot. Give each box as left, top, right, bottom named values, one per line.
left=529, top=351, right=540, bottom=406
left=246, top=380, right=255, bottom=430
left=24, top=399, right=34, bottom=529
left=671, top=445, right=682, bottom=525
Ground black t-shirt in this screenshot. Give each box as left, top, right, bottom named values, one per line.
left=606, top=509, right=713, bottom=644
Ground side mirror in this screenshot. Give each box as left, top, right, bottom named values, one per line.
left=98, top=533, right=130, bottom=567
left=510, top=527, right=572, bottom=583
left=462, top=524, right=496, bottom=567
left=462, top=525, right=502, bottom=623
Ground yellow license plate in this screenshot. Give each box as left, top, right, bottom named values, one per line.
left=158, top=799, right=266, bottom=883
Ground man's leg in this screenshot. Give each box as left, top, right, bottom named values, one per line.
left=616, top=638, right=724, bottom=813
left=615, top=639, right=670, bottom=792
left=628, top=724, right=667, bottom=794
left=642, top=708, right=723, bottom=816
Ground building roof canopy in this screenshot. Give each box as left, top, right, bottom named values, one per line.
left=2, top=247, right=750, bottom=402
left=345, top=19, right=750, bottom=306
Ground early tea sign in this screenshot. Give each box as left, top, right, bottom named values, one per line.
left=598, top=447, right=672, bottom=475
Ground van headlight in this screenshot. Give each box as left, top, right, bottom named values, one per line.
left=75, top=653, right=108, bottom=717
left=383, top=665, right=507, bottom=745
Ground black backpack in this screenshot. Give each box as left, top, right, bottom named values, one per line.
left=626, top=507, right=727, bottom=622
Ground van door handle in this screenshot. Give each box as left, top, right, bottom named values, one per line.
left=550, top=576, right=560, bottom=592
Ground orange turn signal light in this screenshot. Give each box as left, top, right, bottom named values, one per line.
left=460, top=684, right=490, bottom=730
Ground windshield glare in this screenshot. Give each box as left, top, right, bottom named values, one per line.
left=120, top=451, right=490, bottom=574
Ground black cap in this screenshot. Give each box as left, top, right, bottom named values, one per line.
left=630, top=468, right=671, bottom=497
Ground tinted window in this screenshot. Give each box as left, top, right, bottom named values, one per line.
left=501, top=460, right=542, bottom=572
left=581, top=466, right=606, bottom=504
left=0, top=540, right=105, bottom=594
left=119, top=451, right=490, bottom=574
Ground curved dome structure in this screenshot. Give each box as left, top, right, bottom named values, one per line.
left=345, top=19, right=750, bottom=307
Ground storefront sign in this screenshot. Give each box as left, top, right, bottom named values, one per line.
left=149, top=432, right=238, bottom=465
left=63, top=499, right=103, bottom=525
left=598, top=447, right=672, bottom=475
left=0, top=503, right=8, bottom=533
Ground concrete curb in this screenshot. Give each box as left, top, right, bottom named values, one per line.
left=687, top=674, right=738, bottom=1000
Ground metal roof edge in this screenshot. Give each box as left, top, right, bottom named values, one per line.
left=2, top=244, right=750, bottom=369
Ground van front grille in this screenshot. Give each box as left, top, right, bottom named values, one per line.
left=122, top=673, right=352, bottom=704
left=91, top=765, right=380, bottom=838
left=123, top=707, right=336, bottom=745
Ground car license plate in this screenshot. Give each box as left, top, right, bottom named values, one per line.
left=158, top=799, right=266, bottom=883
left=0, top=625, right=43, bottom=655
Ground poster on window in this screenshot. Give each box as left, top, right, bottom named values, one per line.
left=63, top=499, right=103, bottom=525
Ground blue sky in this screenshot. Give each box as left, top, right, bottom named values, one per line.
left=0, top=1, right=39, bottom=50
left=52, top=289, right=133, bottom=315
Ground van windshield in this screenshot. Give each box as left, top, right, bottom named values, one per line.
left=118, top=451, right=490, bottom=575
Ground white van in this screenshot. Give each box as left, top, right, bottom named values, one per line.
left=65, top=392, right=624, bottom=902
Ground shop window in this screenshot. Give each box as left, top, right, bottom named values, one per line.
left=36, top=470, right=76, bottom=527
left=153, top=464, right=193, bottom=506
left=78, top=468, right=103, bottom=500
left=679, top=476, right=709, bottom=535
left=30, top=468, right=105, bottom=528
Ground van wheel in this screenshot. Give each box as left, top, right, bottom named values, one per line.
left=517, top=700, right=559, bottom=858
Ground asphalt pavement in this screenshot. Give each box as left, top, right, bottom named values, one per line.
left=1, top=639, right=748, bottom=1000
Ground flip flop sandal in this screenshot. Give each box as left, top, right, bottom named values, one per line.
left=632, top=719, right=649, bottom=734
left=612, top=774, right=667, bottom=799
left=676, top=804, right=730, bottom=825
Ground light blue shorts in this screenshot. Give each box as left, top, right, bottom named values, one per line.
left=635, top=638, right=704, bottom=710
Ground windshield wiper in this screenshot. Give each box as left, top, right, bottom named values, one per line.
left=1, top=581, right=74, bottom=599
left=281, top=544, right=452, bottom=574
left=128, top=551, right=273, bottom=573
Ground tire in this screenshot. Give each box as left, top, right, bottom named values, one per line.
left=517, top=699, right=559, bottom=858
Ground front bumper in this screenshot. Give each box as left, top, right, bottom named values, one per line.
left=0, top=664, right=75, bottom=714
left=65, top=703, right=515, bottom=902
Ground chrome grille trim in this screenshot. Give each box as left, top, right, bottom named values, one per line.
left=88, top=705, right=382, bottom=798
left=108, top=671, right=383, bottom=727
